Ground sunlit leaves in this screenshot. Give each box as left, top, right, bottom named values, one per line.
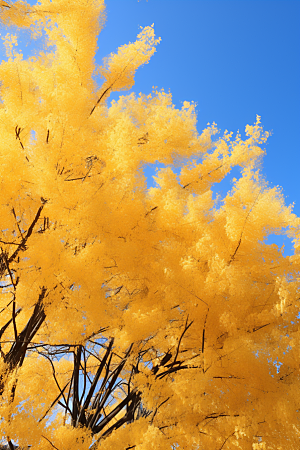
left=0, top=0, right=299, bottom=449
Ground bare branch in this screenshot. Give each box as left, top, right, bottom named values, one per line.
left=8, top=203, right=46, bottom=264
left=38, top=381, right=71, bottom=423
left=41, top=435, right=61, bottom=450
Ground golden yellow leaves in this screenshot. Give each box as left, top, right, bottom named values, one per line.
left=274, top=276, right=293, bottom=315
left=40, top=425, right=93, bottom=450
left=0, top=0, right=300, bottom=448
left=1, top=32, right=18, bottom=58
left=245, top=114, right=270, bottom=144
left=0, top=354, right=72, bottom=448
left=252, top=443, right=267, bottom=450
left=179, top=119, right=267, bottom=196
left=97, top=25, right=160, bottom=98
left=34, top=0, right=106, bottom=75
left=221, top=172, right=295, bottom=247
left=0, top=0, right=33, bottom=29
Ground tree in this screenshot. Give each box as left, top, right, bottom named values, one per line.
left=0, top=1, right=299, bottom=449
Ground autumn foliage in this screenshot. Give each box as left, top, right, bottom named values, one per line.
left=0, top=1, right=299, bottom=449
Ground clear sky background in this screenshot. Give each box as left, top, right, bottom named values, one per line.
left=1, top=0, right=299, bottom=253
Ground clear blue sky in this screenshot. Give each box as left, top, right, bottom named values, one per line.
left=1, top=0, right=299, bottom=253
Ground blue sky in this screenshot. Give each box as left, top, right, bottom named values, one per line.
left=1, top=0, right=299, bottom=253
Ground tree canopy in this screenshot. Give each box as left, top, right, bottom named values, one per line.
left=0, top=1, right=299, bottom=449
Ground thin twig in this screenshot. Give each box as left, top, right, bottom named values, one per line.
left=38, top=381, right=71, bottom=423
left=12, top=296, right=18, bottom=343
left=8, top=203, right=45, bottom=264
left=41, top=435, right=61, bottom=450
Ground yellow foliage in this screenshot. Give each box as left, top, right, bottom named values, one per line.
left=0, top=1, right=299, bottom=449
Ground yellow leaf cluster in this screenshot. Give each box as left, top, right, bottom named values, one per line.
left=0, top=1, right=299, bottom=449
